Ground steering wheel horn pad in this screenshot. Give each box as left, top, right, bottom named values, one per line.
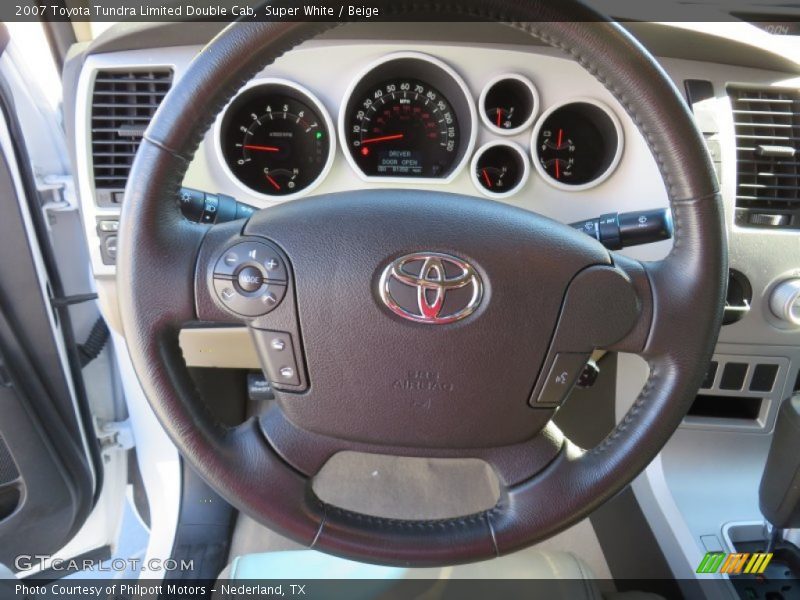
left=118, top=4, right=726, bottom=567
left=240, top=189, right=617, bottom=449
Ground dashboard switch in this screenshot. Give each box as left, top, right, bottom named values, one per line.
left=533, top=353, right=589, bottom=407
left=750, top=364, right=779, bottom=393
left=570, top=208, right=672, bottom=250
left=769, top=279, right=800, bottom=326
left=618, top=209, right=673, bottom=247
left=179, top=187, right=256, bottom=225
left=720, top=362, right=748, bottom=391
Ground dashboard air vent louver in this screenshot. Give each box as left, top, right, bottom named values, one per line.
left=90, top=69, right=173, bottom=205
left=728, top=85, right=800, bottom=230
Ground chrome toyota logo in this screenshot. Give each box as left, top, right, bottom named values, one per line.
left=379, top=253, right=483, bottom=324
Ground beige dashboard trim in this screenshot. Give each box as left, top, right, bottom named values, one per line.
left=179, top=327, right=260, bottom=369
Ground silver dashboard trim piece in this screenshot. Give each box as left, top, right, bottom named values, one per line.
left=75, top=55, right=182, bottom=278
left=211, top=78, right=337, bottom=203
left=336, top=50, right=478, bottom=185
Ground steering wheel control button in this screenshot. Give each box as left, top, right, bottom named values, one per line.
left=212, top=278, right=287, bottom=318
left=213, top=241, right=288, bottom=283
left=236, top=266, right=264, bottom=293
left=211, top=239, right=291, bottom=317
left=252, top=331, right=303, bottom=389
left=533, top=353, right=590, bottom=406
left=262, top=291, right=278, bottom=306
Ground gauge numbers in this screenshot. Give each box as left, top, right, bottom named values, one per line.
left=220, top=82, right=333, bottom=198
left=532, top=99, right=623, bottom=191
left=346, top=79, right=460, bottom=178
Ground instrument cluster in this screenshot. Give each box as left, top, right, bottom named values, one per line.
left=216, top=51, right=624, bottom=201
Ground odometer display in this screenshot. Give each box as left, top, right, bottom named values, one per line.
left=346, top=79, right=460, bottom=178
left=220, top=82, right=333, bottom=197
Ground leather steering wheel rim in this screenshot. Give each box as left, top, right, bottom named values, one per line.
left=117, top=1, right=726, bottom=567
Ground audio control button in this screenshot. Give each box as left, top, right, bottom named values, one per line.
left=214, top=241, right=287, bottom=282
left=236, top=266, right=264, bottom=293
left=213, top=278, right=286, bottom=317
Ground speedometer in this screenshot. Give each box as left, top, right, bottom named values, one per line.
left=340, top=52, right=477, bottom=182
left=218, top=80, right=334, bottom=199
left=346, top=79, right=459, bottom=178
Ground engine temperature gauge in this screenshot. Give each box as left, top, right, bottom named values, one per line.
left=470, top=141, right=530, bottom=198
left=532, top=99, right=623, bottom=191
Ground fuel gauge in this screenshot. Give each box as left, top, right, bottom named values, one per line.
left=479, top=74, right=539, bottom=135
left=470, top=141, right=530, bottom=198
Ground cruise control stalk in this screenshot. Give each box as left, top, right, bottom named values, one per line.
left=569, top=208, right=673, bottom=250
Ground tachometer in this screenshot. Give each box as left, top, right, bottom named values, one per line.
left=346, top=79, right=459, bottom=178
left=340, top=52, right=477, bottom=182
left=219, top=80, right=334, bottom=199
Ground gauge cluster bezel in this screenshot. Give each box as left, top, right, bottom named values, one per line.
left=337, top=51, right=478, bottom=184
left=214, top=78, right=337, bottom=202
left=212, top=55, right=627, bottom=203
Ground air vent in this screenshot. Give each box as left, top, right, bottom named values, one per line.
left=728, top=85, right=800, bottom=230
left=90, top=69, right=173, bottom=206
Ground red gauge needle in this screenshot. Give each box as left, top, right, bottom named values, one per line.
left=360, top=134, right=404, bottom=145
left=555, top=159, right=560, bottom=180
left=556, top=128, right=563, bottom=149
left=265, top=174, right=281, bottom=191
left=481, top=168, right=493, bottom=188
left=496, top=109, right=503, bottom=127
left=244, top=144, right=280, bottom=152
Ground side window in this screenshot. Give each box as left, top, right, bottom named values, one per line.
left=4, top=23, right=61, bottom=111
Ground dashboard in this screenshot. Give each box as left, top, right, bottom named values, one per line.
left=77, top=37, right=667, bottom=276
left=202, top=42, right=642, bottom=211
left=71, top=23, right=800, bottom=381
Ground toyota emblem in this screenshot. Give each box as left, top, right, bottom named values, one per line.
left=379, top=253, right=483, bottom=324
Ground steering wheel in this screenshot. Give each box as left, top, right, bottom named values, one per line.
left=117, top=1, right=726, bottom=567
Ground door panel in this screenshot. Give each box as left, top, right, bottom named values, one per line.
left=0, top=41, right=95, bottom=567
